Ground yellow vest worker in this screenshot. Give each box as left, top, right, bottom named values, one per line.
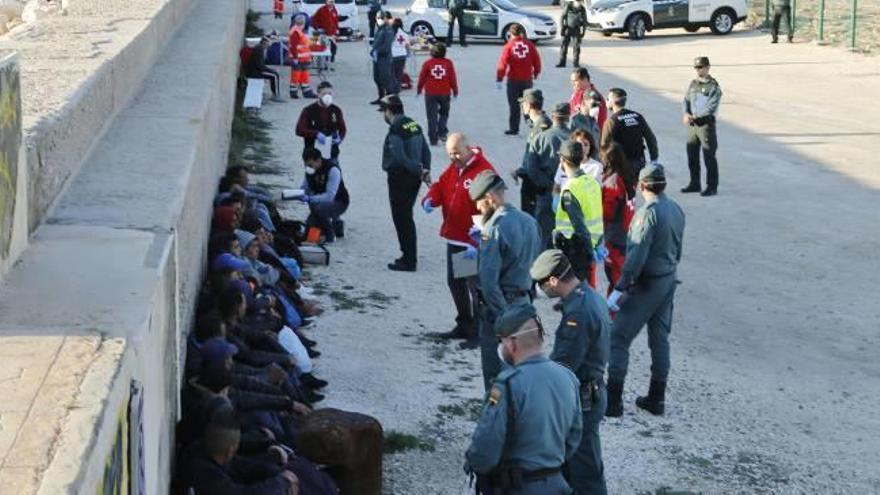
left=553, top=139, right=604, bottom=282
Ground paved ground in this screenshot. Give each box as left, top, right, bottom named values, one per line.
left=252, top=2, right=880, bottom=492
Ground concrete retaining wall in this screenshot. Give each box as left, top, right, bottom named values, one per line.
left=0, top=0, right=245, bottom=492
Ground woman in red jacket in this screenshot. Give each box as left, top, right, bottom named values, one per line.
left=421, top=133, right=495, bottom=343
left=600, top=143, right=636, bottom=295
left=416, top=42, right=458, bottom=146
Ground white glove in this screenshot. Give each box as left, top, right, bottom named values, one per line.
left=607, top=290, right=624, bottom=311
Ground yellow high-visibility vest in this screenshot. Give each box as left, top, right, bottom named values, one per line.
left=555, top=173, right=604, bottom=248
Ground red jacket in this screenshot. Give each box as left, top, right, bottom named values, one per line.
left=312, top=5, right=339, bottom=36
left=570, top=84, right=608, bottom=130
left=273, top=0, right=284, bottom=13
left=417, top=57, right=458, bottom=97
left=601, top=173, right=635, bottom=250
left=496, top=36, right=541, bottom=83
left=423, top=147, right=496, bottom=246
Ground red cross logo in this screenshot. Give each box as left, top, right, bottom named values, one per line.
left=431, top=64, right=447, bottom=80
left=397, top=34, right=406, bottom=44
left=512, top=41, right=529, bottom=59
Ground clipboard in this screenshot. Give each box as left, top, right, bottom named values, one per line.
left=451, top=251, right=478, bottom=279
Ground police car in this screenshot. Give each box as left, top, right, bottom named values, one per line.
left=403, top=0, right=557, bottom=42
left=300, top=0, right=360, bottom=36
left=587, top=0, right=749, bottom=40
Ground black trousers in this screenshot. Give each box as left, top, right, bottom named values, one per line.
left=257, top=69, right=281, bottom=96
left=559, top=33, right=583, bottom=65
left=506, top=79, right=532, bottom=133
left=446, top=10, right=466, bottom=45
left=373, top=56, right=392, bottom=98
left=425, top=95, right=451, bottom=144
left=772, top=6, right=793, bottom=40
left=520, top=176, right=538, bottom=217
left=686, top=121, right=719, bottom=190
left=391, top=56, right=407, bottom=94
left=387, top=171, right=422, bottom=265
left=368, top=9, right=379, bottom=37
left=446, top=244, right=478, bottom=335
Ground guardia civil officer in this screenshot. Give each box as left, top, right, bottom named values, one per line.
left=531, top=249, right=609, bottom=495
left=601, top=88, right=659, bottom=174
left=380, top=95, right=432, bottom=272
left=681, top=56, right=723, bottom=197
left=470, top=171, right=542, bottom=391
left=553, top=140, right=605, bottom=285
left=770, top=0, right=793, bottom=43
left=527, top=102, right=572, bottom=248
left=606, top=164, right=685, bottom=418
left=513, top=89, right=551, bottom=218
left=557, top=0, right=588, bottom=68
left=465, top=302, right=583, bottom=495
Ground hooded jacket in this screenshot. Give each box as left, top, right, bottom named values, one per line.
left=496, top=35, right=541, bottom=83
left=423, top=147, right=496, bottom=246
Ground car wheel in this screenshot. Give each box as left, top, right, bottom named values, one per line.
left=626, top=14, right=647, bottom=40
left=684, top=25, right=700, bottom=33
left=410, top=21, right=434, bottom=38
left=601, top=30, right=613, bottom=37
left=709, top=8, right=735, bottom=35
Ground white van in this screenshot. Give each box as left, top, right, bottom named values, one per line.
left=299, top=0, right=360, bottom=36
left=587, top=0, right=749, bottom=39
left=404, top=0, right=557, bottom=42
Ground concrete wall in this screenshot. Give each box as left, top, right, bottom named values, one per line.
left=0, top=0, right=246, bottom=492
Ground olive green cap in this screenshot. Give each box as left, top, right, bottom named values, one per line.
left=469, top=170, right=505, bottom=201
left=693, top=56, right=710, bottom=68
left=518, top=88, right=544, bottom=105
left=494, top=302, right=538, bottom=337
left=530, top=249, right=572, bottom=281
left=553, top=102, right=571, bottom=116
left=559, top=139, right=584, bottom=164
left=638, top=163, right=666, bottom=185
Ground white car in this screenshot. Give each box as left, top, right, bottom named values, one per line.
left=299, top=0, right=360, bottom=36
left=404, top=0, right=557, bottom=42
left=587, top=0, right=749, bottom=40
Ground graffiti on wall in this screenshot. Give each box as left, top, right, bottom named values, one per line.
left=0, top=53, right=21, bottom=260
left=98, top=398, right=130, bottom=495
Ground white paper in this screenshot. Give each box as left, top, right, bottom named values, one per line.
left=317, top=136, right=333, bottom=159
left=471, top=214, right=483, bottom=229
left=452, top=251, right=478, bottom=279
left=243, top=78, right=264, bottom=108
left=281, top=188, right=305, bottom=200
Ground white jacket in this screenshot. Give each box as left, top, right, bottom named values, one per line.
left=391, top=28, right=409, bottom=58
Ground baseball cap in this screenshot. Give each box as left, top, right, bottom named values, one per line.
left=201, top=337, right=239, bottom=367
left=693, top=56, right=710, bottom=68
left=559, top=139, right=583, bottom=163
left=212, top=253, right=249, bottom=273
left=553, top=102, right=571, bottom=117
left=530, top=249, right=572, bottom=282
left=494, top=302, right=539, bottom=337
left=378, top=94, right=403, bottom=109
left=469, top=170, right=506, bottom=201
left=639, top=163, right=667, bottom=185
left=518, top=88, right=544, bottom=105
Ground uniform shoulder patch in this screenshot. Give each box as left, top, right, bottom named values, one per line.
left=566, top=319, right=578, bottom=327
left=488, top=386, right=502, bottom=406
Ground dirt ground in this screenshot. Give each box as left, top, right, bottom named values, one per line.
left=250, top=2, right=880, bottom=492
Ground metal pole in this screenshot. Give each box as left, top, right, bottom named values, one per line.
left=818, top=0, right=825, bottom=42
left=791, top=0, right=797, bottom=34
left=764, top=0, right=770, bottom=29
left=849, top=0, right=858, bottom=50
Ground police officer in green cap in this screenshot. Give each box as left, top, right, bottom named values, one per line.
left=513, top=89, right=551, bottom=218
left=606, top=164, right=685, bottom=418
left=469, top=170, right=542, bottom=391
left=465, top=302, right=583, bottom=495
left=526, top=102, right=572, bottom=248
left=681, top=56, right=722, bottom=197
left=531, top=249, right=609, bottom=494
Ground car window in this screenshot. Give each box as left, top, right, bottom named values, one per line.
left=428, top=0, right=446, bottom=7
left=479, top=0, right=495, bottom=11
left=490, top=0, right=518, bottom=10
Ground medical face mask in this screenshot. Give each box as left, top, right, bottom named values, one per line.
left=305, top=166, right=316, bottom=175
left=497, top=343, right=511, bottom=366
left=320, top=94, right=333, bottom=106
left=589, top=106, right=600, bottom=118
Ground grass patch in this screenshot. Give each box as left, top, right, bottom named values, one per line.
left=328, top=290, right=366, bottom=311
left=383, top=431, right=436, bottom=454
left=438, top=398, right=483, bottom=421
left=430, top=344, right=449, bottom=361
left=228, top=102, right=274, bottom=169
left=439, top=384, right=456, bottom=393
left=638, top=489, right=700, bottom=495
left=364, top=290, right=399, bottom=306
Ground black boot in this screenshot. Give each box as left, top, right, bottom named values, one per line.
left=680, top=184, right=701, bottom=193
left=635, top=379, right=666, bottom=416
left=307, top=347, right=322, bottom=359
left=555, top=60, right=565, bottom=68
left=300, top=372, right=328, bottom=389
left=605, top=378, right=624, bottom=417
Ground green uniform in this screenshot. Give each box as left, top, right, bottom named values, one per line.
left=683, top=75, right=722, bottom=191
left=527, top=122, right=571, bottom=248
left=478, top=204, right=542, bottom=390
left=609, top=193, right=685, bottom=382
left=517, top=112, right=552, bottom=218
left=466, top=355, right=583, bottom=494
left=551, top=282, right=610, bottom=495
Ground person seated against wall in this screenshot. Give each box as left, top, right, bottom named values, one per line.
left=296, top=146, right=349, bottom=243
left=220, top=165, right=279, bottom=233
left=245, top=35, right=285, bottom=103
left=295, top=81, right=347, bottom=163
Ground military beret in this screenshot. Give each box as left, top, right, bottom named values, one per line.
left=494, top=302, right=538, bottom=337
left=530, top=249, right=572, bottom=281
left=469, top=170, right=505, bottom=201
left=378, top=94, right=403, bottom=109
left=693, top=56, right=710, bottom=68
left=553, top=102, right=571, bottom=116
left=639, top=163, right=666, bottom=184
left=559, top=139, right=584, bottom=163
left=518, top=88, right=543, bottom=105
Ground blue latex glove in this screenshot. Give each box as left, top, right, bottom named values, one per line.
left=551, top=194, right=560, bottom=212
left=422, top=199, right=434, bottom=213
left=495, top=81, right=502, bottom=90
left=316, top=132, right=327, bottom=145
left=332, top=131, right=342, bottom=145
left=594, top=243, right=609, bottom=263
left=297, top=194, right=311, bottom=203
left=462, top=245, right=478, bottom=260
left=468, top=225, right=482, bottom=245
left=607, top=289, right=623, bottom=311
left=651, top=159, right=661, bottom=167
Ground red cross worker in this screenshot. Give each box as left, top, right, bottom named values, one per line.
left=495, top=24, right=541, bottom=135
left=417, top=43, right=459, bottom=145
